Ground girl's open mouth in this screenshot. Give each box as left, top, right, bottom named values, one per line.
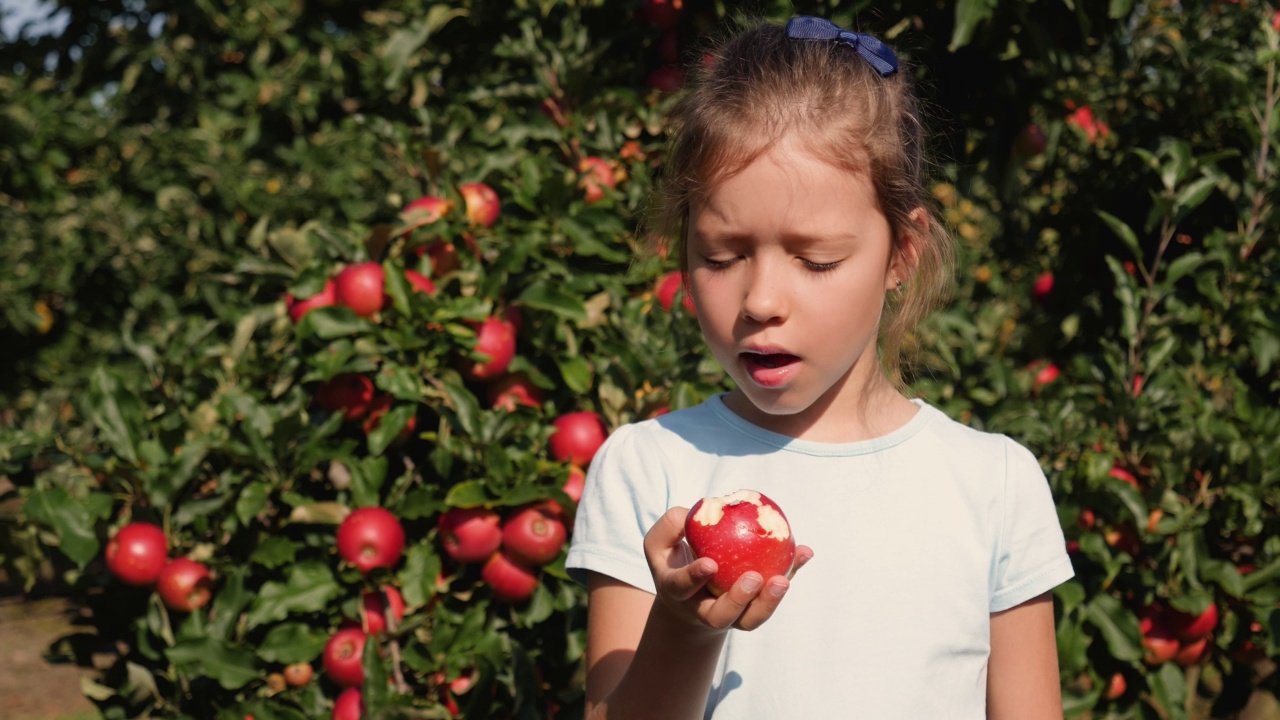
left=741, top=352, right=800, bottom=387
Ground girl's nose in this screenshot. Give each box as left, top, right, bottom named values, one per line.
left=739, top=261, right=787, bottom=324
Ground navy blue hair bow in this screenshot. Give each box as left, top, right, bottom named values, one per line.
left=784, top=16, right=899, bottom=78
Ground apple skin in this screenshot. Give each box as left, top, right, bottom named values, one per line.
left=501, top=503, right=568, bottom=566
left=1033, top=361, right=1060, bottom=386
left=549, top=411, right=608, bottom=467
left=654, top=270, right=694, bottom=313
left=1168, top=602, right=1218, bottom=640
left=563, top=465, right=585, bottom=503
left=287, top=279, right=336, bottom=323
left=1031, top=271, right=1054, bottom=302
left=336, top=507, right=406, bottom=574
left=438, top=507, right=503, bottom=563
left=1104, top=672, right=1126, bottom=700
left=315, top=373, right=376, bottom=421
left=684, top=489, right=796, bottom=597
left=464, top=316, right=517, bottom=381
left=1139, top=607, right=1181, bottom=665
left=156, top=557, right=214, bottom=612
left=333, top=262, right=386, bottom=318
left=1174, top=635, right=1210, bottom=666
left=105, top=522, right=169, bottom=587
left=361, top=585, right=405, bottom=636
left=481, top=550, right=539, bottom=603
left=283, top=662, right=313, bottom=687
left=1108, top=466, right=1139, bottom=489
left=400, top=195, right=452, bottom=237
left=332, top=687, right=363, bottom=720
left=323, top=627, right=367, bottom=687
left=487, top=373, right=545, bottom=412
left=578, top=157, right=616, bottom=203
left=404, top=269, right=436, bottom=296
left=460, top=182, right=500, bottom=228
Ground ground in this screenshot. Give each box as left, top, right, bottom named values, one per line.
left=0, top=593, right=100, bottom=720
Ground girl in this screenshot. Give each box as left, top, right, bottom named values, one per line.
left=565, top=16, right=1073, bottom=720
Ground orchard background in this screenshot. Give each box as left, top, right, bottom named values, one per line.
left=1, top=0, right=1277, bottom=718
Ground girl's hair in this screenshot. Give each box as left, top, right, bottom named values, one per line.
left=651, top=19, right=956, bottom=388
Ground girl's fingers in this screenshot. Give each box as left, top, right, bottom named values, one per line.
left=660, top=556, right=718, bottom=602
left=788, top=544, right=815, bottom=580
left=734, top=576, right=791, bottom=631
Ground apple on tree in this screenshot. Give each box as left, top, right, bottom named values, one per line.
left=156, top=557, right=214, bottom=612
left=549, top=411, right=608, bottom=467
left=438, top=506, right=503, bottom=563
left=333, top=262, right=386, bottom=318
left=481, top=549, right=540, bottom=603
left=463, top=315, right=517, bottom=381
left=315, top=373, right=376, bottom=421
left=578, top=157, right=617, bottom=204
left=459, top=182, right=500, bottom=228
left=361, top=584, right=405, bottom=635
left=105, top=522, right=169, bottom=587
left=654, top=270, right=695, bottom=314
left=400, top=195, right=452, bottom=236
left=404, top=269, right=436, bottom=296
left=336, top=506, right=406, bottom=574
left=487, top=372, right=545, bottom=412
left=684, top=489, right=796, bottom=597
left=501, top=502, right=568, bottom=566
left=286, top=278, right=336, bottom=323
left=283, top=662, right=314, bottom=688
left=323, top=627, right=368, bottom=687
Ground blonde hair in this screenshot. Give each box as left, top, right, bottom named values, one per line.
left=651, top=19, right=955, bottom=388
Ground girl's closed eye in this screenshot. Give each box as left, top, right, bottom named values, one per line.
left=700, top=255, right=740, bottom=269
left=801, top=258, right=841, bottom=273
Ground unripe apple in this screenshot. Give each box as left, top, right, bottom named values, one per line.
left=283, top=662, right=314, bottom=687
left=549, top=411, right=608, bottom=467
left=684, top=489, right=796, bottom=597
left=336, top=507, right=405, bottom=574
left=438, top=506, right=503, bottom=563
left=464, top=316, right=517, bottom=381
left=333, top=262, right=386, bottom=318
left=459, top=182, right=500, bottom=228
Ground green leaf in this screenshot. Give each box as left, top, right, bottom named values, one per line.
left=1163, top=251, right=1205, bottom=286
left=298, top=308, right=374, bottom=339
left=1173, top=177, right=1217, bottom=218
left=383, top=7, right=468, bottom=88
left=400, top=542, right=444, bottom=611
left=21, top=487, right=104, bottom=567
left=207, top=568, right=251, bottom=641
left=1148, top=661, right=1189, bottom=720
left=1085, top=594, right=1143, bottom=662
left=444, top=480, right=489, bottom=508
left=250, top=536, right=300, bottom=569
left=557, top=355, right=594, bottom=394
left=83, top=367, right=143, bottom=464
left=246, top=561, right=342, bottom=628
left=367, top=404, right=415, bottom=456
left=1108, top=0, right=1134, bottom=18
left=949, top=0, right=998, bottom=50
left=166, top=636, right=258, bottom=690
left=258, top=623, right=329, bottom=664
left=1096, top=211, right=1143, bottom=263
left=517, top=281, right=588, bottom=324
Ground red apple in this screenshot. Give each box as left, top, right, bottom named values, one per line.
left=460, top=182, right=500, bottom=228
left=501, top=503, right=567, bottom=566
left=336, top=507, right=406, bottom=574
left=639, top=0, right=683, bottom=29
left=481, top=550, right=539, bottom=603
left=405, top=269, right=436, bottom=296
left=156, top=557, right=213, bottom=612
left=361, top=585, right=405, bottom=636
left=323, top=628, right=367, bottom=687
left=1108, top=465, right=1139, bottom=489
left=488, top=373, right=545, bottom=412
left=549, top=411, right=608, bottom=467
left=563, top=466, right=585, bottom=503
left=105, top=522, right=168, bottom=587
left=1104, top=671, right=1126, bottom=700
left=1031, top=271, right=1054, bottom=302
left=464, top=316, right=517, bottom=381
left=1140, top=607, right=1181, bottom=665
left=654, top=270, right=694, bottom=313
left=1033, top=361, right=1060, bottom=386
left=315, top=373, right=376, bottom=421
left=283, top=662, right=313, bottom=688
left=684, top=489, right=796, bottom=597
left=439, top=507, right=503, bottom=563
left=287, top=279, right=336, bottom=323
left=1174, top=635, right=1210, bottom=666
left=333, top=262, right=386, bottom=318
left=400, top=195, right=452, bottom=237
left=578, top=157, right=616, bottom=204
left=333, top=687, right=363, bottom=720
left=360, top=395, right=417, bottom=445
left=1168, top=602, right=1218, bottom=641
left=1014, top=123, right=1048, bottom=158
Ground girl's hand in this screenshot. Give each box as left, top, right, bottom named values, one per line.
left=643, top=506, right=815, bottom=634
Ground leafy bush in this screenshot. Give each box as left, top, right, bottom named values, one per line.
left=2, top=1, right=1276, bottom=718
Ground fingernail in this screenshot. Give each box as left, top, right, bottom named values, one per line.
left=769, top=582, right=787, bottom=598
left=740, top=574, right=761, bottom=593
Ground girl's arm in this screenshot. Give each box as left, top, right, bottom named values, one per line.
left=987, top=591, right=1063, bottom=720
left=583, top=507, right=812, bottom=720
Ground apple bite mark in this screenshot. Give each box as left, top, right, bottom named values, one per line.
left=684, top=489, right=796, bottom=597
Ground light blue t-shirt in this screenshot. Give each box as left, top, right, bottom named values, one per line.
left=565, top=395, right=1074, bottom=719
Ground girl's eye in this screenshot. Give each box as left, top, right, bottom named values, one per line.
left=701, top=256, right=738, bottom=269
left=802, top=259, right=841, bottom=273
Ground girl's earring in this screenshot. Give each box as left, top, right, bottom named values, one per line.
left=895, top=278, right=904, bottom=291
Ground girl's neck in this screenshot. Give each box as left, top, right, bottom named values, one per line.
left=722, top=377, right=919, bottom=444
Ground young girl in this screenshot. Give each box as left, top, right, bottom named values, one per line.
left=565, top=16, right=1073, bottom=719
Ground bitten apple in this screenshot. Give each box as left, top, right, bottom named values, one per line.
left=684, top=489, right=796, bottom=597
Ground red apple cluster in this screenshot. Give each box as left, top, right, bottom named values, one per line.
left=437, top=498, right=571, bottom=604
left=104, top=522, right=215, bottom=613
left=1138, top=601, right=1218, bottom=667
left=314, top=372, right=417, bottom=446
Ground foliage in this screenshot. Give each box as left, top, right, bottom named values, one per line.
left=1, top=0, right=1277, bottom=718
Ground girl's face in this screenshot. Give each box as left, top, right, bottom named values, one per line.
left=687, top=139, right=908, bottom=440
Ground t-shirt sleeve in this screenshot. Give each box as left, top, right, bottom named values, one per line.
left=989, top=438, right=1075, bottom=612
left=565, top=423, right=669, bottom=594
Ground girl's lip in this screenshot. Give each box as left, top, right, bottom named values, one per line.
left=739, top=350, right=801, bottom=388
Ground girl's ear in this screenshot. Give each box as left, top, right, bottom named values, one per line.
left=885, top=208, right=926, bottom=290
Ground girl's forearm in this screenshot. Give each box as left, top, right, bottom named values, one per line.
left=587, top=602, right=727, bottom=720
